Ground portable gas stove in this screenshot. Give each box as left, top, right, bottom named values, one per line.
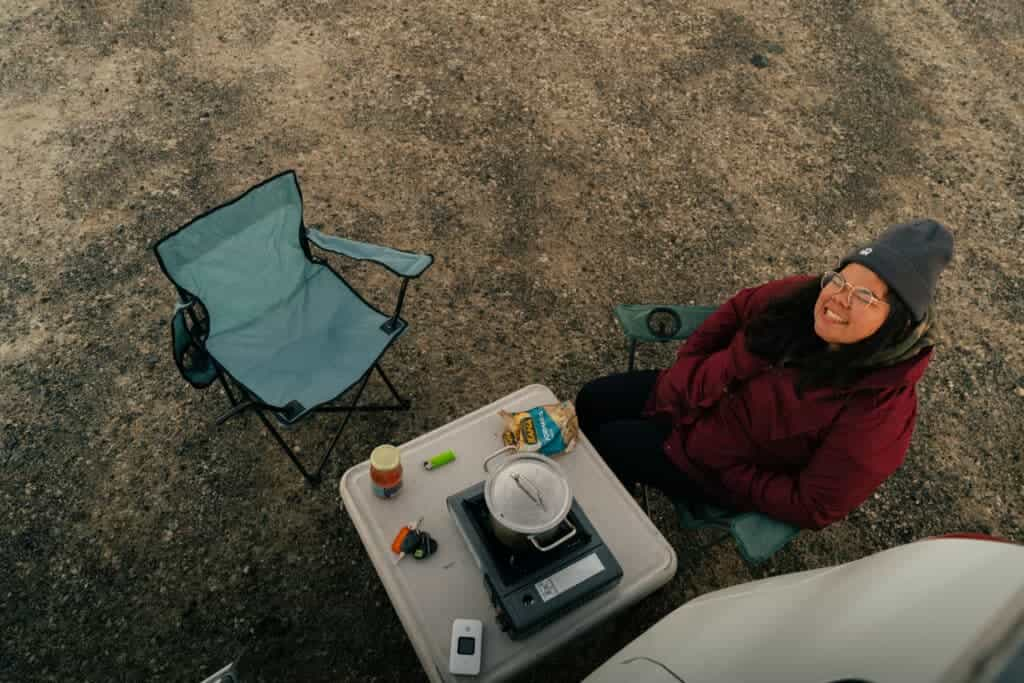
left=447, top=481, right=623, bottom=640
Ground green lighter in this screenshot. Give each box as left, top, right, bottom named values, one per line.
left=423, top=450, right=456, bottom=471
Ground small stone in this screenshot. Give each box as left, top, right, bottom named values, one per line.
left=750, top=53, right=769, bottom=68
left=1015, top=386, right=1024, bottom=398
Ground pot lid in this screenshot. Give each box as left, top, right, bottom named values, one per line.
left=484, top=454, right=572, bottom=534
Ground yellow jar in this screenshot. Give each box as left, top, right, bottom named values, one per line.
left=369, top=445, right=403, bottom=498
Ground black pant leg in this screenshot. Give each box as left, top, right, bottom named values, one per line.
left=575, top=370, right=659, bottom=439
left=577, top=372, right=705, bottom=502
left=591, top=418, right=706, bottom=501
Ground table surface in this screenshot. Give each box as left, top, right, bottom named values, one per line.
left=339, top=384, right=678, bottom=683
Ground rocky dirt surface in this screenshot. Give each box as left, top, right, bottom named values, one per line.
left=2, top=1, right=1022, bottom=681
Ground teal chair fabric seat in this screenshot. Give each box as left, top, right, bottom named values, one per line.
left=612, top=303, right=801, bottom=567
left=203, top=267, right=404, bottom=423
left=155, top=171, right=433, bottom=484
left=674, top=499, right=800, bottom=566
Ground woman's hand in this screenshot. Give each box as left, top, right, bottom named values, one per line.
left=725, top=328, right=772, bottom=382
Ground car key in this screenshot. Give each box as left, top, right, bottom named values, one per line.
left=391, top=517, right=424, bottom=564
left=412, top=531, right=438, bottom=559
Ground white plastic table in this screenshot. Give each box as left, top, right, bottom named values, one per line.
left=339, top=384, right=678, bottom=682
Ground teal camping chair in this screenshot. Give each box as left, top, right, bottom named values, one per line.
left=612, top=304, right=800, bottom=566
left=154, top=171, right=433, bottom=484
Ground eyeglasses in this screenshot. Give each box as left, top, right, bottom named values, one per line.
left=820, top=271, right=888, bottom=310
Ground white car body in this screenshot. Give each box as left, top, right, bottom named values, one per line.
left=584, top=537, right=1024, bottom=683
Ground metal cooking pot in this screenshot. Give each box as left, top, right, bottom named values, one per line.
left=483, top=446, right=576, bottom=553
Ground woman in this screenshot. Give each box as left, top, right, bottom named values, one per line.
left=576, top=219, right=954, bottom=529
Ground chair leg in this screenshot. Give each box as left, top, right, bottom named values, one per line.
left=212, top=364, right=406, bottom=485
left=216, top=371, right=240, bottom=407
left=315, top=369, right=375, bottom=482
left=215, top=398, right=257, bottom=425
left=253, top=409, right=321, bottom=485
left=373, top=362, right=411, bottom=409
left=210, top=372, right=318, bottom=482
left=255, top=369, right=374, bottom=486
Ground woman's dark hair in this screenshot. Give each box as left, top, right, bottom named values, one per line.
left=745, top=275, right=913, bottom=392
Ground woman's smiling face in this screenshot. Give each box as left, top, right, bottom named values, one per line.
left=814, top=263, right=891, bottom=346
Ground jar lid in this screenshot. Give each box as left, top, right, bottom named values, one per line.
left=484, top=454, right=572, bottom=535
left=370, top=445, right=401, bottom=470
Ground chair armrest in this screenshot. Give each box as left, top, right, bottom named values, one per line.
left=170, top=306, right=217, bottom=388
left=613, top=304, right=718, bottom=343
left=305, top=227, right=434, bottom=278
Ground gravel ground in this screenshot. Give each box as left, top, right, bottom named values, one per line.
left=2, top=1, right=1022, bottom=681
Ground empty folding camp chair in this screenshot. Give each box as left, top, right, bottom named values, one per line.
left=154, top=171, right=433, bottom=484
left=612, top=304, right=800, bottom=567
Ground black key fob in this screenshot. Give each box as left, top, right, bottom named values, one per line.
left=412, top=532, right=438, bottom=560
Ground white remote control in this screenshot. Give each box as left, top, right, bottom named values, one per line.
left=449, top=618, right=483, bottom=676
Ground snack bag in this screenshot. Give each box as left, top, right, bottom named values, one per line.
left=500, top=401, right=579, bottom=456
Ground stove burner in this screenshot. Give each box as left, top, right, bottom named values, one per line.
left=461, top=494, right=592, bottom=586
left=448, top=481, right=623, bottom=639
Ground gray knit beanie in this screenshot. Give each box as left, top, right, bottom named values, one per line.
left=840, top=219, right=954, bottom=321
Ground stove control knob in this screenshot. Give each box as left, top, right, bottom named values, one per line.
left=496, top=609, right=512, bottom=632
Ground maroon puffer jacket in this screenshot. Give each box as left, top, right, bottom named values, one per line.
left=645, top=275, right=931, bottom=529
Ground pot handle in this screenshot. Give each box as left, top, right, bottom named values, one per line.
left=510, top=472, right=546, bottom=510
left=529, top=519, right=577, bottom=552
left=483, top=445, right=516, bottom=473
